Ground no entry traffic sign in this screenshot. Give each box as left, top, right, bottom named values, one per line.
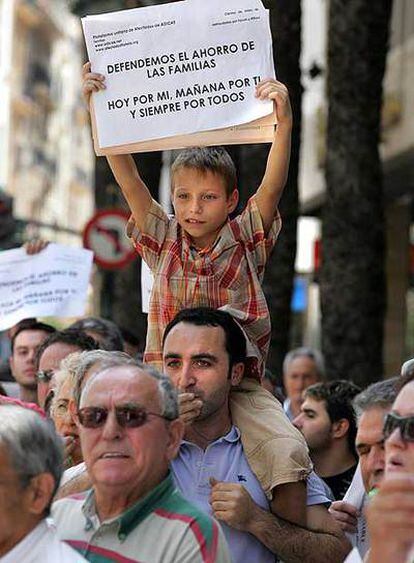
left=83, top=209, right=135, bottom=270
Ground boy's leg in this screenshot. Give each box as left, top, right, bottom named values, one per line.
left=230, top=378, right=312, bottom=513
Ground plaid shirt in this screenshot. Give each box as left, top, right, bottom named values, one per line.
left=129, top=195, right=281, bottom=380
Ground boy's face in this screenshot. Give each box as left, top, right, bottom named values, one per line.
left=172, top=167, right=238, bottom=249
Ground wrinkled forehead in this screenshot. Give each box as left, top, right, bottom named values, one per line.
left=392, top=381, right=414, bottom=416
left=163, top=322, right=227, bottom=357
left=80, top=366, right=159, bottom=410
left=357, top=406, right=389, bottom=442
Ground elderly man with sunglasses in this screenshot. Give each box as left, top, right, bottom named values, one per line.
left=52, top=361, right=230, bottom=563
left=345, top=369, right=414, bottom=563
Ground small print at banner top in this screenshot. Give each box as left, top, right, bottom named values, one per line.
left=82, top=0, right=275, bottom=148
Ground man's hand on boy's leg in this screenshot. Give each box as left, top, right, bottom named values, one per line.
left=82, top=61, right=106, bottom=109
left=255, top=78, right=292, bottom=127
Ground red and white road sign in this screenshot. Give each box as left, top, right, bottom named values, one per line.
left=83, top=209, right=135, bottom=270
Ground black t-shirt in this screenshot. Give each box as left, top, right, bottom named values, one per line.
left=323, top=463, right=358, bottom=501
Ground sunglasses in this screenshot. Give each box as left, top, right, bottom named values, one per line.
left=383, top=412, right=414, bottom=442
left=77, top=405, right=173, bottom=429
left=36, top=370, right=54, bottom=383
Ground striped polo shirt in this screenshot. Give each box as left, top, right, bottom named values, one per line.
left=52, top=473, right=230, bottom=563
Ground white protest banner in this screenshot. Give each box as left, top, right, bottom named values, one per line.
left=82, top=0, right=276, bottom=153
left=0, top=244, right=93, bottom=330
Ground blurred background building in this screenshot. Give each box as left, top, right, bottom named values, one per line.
left=295, top=0, right=414, bottom=374
left=0, top=0, right=94, bottom=247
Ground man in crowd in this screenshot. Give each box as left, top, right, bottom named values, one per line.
left=0, top=404, right=85, bottom=561
left=345, top=369, right=414, bottom=562
left=293, top=380, right=360, bottom=500
left=9, top=320, right=55, bottom=404
left=69, top=317, right=124, bottom=352
left=283, top=347, right=325, bottom=420
left=328, top=378, right=398, bottom=557
left=35, top=328, right=98, bottom=409
left=162, top=307, right=350, bottom=562
left=53, top=361, right=230, bottom=562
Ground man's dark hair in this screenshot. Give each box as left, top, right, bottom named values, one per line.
left=171, top=146, right=237, bottom=197
left=34, top=328, right=99, bottom=370
left=163, top=307, right=246, bottom=367
left=11, top=321, right=56, bottom=353
left=120, top=327, right=142, bottom=349
left=305, top=380, right=361, bottom=456
left=69, top=317, right=124, bottom=352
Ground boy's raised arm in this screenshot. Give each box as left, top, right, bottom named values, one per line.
left=82, top=62, right=153, bottom=233
left=254, top=79, right=292, bottom=235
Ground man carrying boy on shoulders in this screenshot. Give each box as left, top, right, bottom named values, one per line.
left=82, top=63, right=312, bottom=525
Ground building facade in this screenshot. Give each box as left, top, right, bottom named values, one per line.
left=0, top=0, right=94, bottom=246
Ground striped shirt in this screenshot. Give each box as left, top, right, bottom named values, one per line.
left=52, top=473, right=230, bottom=563
left=129, top=195, right=281, bottom=380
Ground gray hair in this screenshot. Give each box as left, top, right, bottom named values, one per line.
left=73, top=350, right=134, bottom=407
left=353, top=377, right=398, bottom=419
left=80, top=358, right=179, bottom=421
left=283, top=347, right=325, bottom=378
left=401, top=358, right=414, bottom=378
left=0, top=405, right=63, bottom=514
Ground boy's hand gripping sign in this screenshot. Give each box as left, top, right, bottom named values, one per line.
left=82, top=0, right=277, bottom=154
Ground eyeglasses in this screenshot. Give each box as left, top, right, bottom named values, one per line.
left=77, top=405, right=173, bottom=429
left=36, top=370, right=54, bottom=383
left=383, top=412, right=414, bottom=442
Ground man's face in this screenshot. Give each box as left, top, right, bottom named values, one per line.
left=163, top=322, right=241, bottom=422
left=0, top=446, right=31, bottom=557
left=52, top=378, right=82, bottom=465
left=10, top=330, right=50, bottom=391
left=355, top=406, right=388, bottom=492
left=172, top=167, right=238, bottom=250
left=385, top=381, right=414, bottom=476
left=283, top=356, right=320, bottom=406
left=293, top=397, right=333, bottom=453
left=37, top=342, right=81, bottom=407
left=78, top=367, right=181, bottom=495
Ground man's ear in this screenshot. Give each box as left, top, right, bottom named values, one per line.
left=332, top=418, right=350, bottom=439
left=26, top=473, right=55, bottom=515
left=227, top=189, right=239, bottom=214
left=166, top=418, right=185, bottom=461
left=230, top=362, right=244, bottom=387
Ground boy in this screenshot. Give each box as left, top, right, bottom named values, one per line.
left=82, top=63, right=311, bottom=522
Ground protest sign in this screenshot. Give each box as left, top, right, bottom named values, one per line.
left=0, top=244, right=93, bottom=330
left=82, top=0, right=276, bottom=154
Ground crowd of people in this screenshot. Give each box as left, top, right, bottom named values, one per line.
left=1, top=314, right=413, bottom=562
left=0, top=66, right=413, bottom=563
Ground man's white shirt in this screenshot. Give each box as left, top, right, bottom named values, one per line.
left=0, top=520, right=86, bottom=562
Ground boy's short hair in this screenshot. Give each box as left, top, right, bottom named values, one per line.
left=171, top=146, right=237, bottom=197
